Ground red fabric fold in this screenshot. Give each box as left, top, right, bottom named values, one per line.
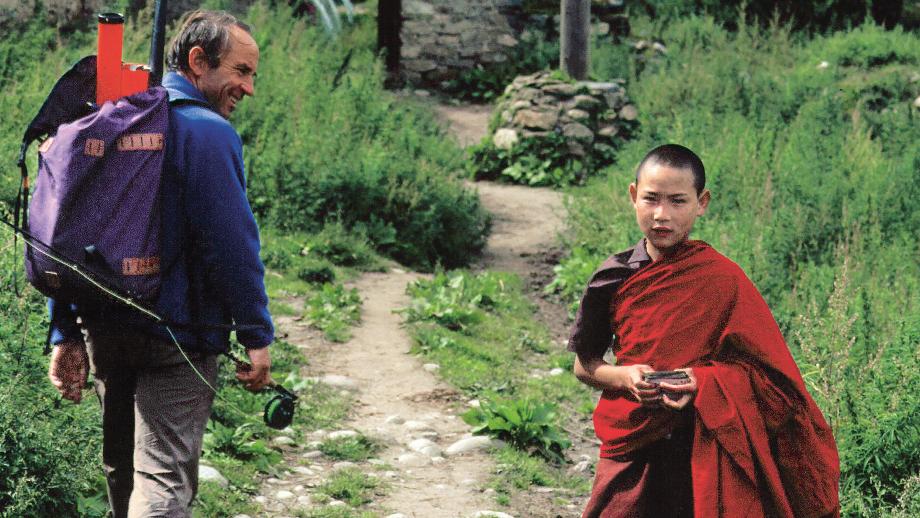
left=594, top=240, right=839, bottom=517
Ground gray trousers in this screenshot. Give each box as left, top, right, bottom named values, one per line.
left=82, top=325, right=218, bottom=518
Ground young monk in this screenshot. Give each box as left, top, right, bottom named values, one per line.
left=568, top=144, right=840, bottom=518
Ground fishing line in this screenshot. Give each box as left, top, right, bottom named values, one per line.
left=0, top=217, right=297, bottom=429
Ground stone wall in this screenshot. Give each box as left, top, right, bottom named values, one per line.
left=400, top=0, right=523, bottom=86
left=490, top=71, right=637, bottom=158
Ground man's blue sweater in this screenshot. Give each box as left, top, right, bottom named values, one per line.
left=48, top=72, right=274, bottom=353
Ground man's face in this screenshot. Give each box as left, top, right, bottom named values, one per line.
left=629, top=161, right=710, bottom=261
left=194, top=26, right=259, bottom=119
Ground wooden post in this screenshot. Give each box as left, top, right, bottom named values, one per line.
left=377, top=0, right=402, bottom=77
left=560, top=0, right=590, bottom=80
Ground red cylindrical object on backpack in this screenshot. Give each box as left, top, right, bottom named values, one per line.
left=96, top=13, right=124, bottom=105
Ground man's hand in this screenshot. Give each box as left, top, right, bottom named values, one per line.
left=658, top=368, right=697, bottom=410
left=48, top=340, right=89, bottom=403
left=614, top=364, right=661, bottom=406
left=236, top=346, right=271, bottom=392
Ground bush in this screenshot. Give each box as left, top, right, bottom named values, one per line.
left=237, top=4, right=490, bottom=270
left=463, top=398, right=571, bottom=463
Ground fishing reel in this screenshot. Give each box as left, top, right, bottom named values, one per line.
left=264, top=383, right=298, bottom=429
left=225, top=351, right=299, bottom=430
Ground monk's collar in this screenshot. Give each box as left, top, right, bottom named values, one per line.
left=628, top=238, right=652, bottom=267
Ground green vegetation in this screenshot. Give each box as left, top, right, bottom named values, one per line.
left=238, top=3, right=490, bottom=270
left=553, top=16, right=920, bottom=517
left=402, top=271, right=592, bottom=502
left=305, top=283, right=363, bottom=342
left=313, top=468, right=382, bottom=507
left=319, top=434, right=380, bottom=462
left=463, top=398, right=571, bottom=462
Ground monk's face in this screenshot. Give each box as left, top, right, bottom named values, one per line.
left=629, top=162, right=710, bottom=261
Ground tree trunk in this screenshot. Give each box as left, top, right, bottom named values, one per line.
left=560, top=0, right=590, bottom=80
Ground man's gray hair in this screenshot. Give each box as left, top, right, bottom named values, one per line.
left=165, top=10, right=251, bottom=73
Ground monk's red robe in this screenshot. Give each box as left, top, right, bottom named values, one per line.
left=592, top=240, right=839, bottom=518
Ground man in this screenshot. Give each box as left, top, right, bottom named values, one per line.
left=46, top=10, right=274, bottom=517
left=569, top=144, right=840, bottom=517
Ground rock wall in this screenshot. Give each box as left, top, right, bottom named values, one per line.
left=400, top=0, right=522, bottom=86
left=491, top=71, right=637, bottom=158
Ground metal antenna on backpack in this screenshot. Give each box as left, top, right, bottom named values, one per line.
left=148, top=0, right=168, bottom=88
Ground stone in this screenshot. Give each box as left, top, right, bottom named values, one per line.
left=438, top=35, right=460, bottom=46
left=329, top=499, right=347, bottom=507
left=598, top=125, right=620, bottom=138
left=563, top=123, right=594, bottom=142
left=573, top=95, right=602, bottom=110
left=302, top=450, right=323, bottom=459
left=543, top=83, right=577, bottom=97
left=414, top=89, right=431, bottom=97
left=404, top=59, right=438, bottom=73
left=471, top=512, right=515, bottom=518
left=404, top=420, right=435, bottom=432
left=233, top=515, right=252, bottom=518
left=398, top=452, right=431, bottom=466
left=535, top=487, right=555, bottom=493
left=467, top=399, right=481, bottom=408
left=516, top=87, right=542, bottom=101
left=198, top=465, right=228, bottom=488
left=481, top=53, right=508, bottom=64
left=567, top=141, right=586, bottom=157
left=817, top=60, right=829, bottom=69
left=566, top=109, right=590, bottom=121
left=521, top=130, right=551, bottom=139
left=618, top=104, right=639, bottom=121
left=254, top=496, right=268, bottom=504
left=297, top=495, right=312, bottom=505
left=385, top=414, right=406, bottom=425
left=409, top=438, right=442, bottom=457
left=549, top=367, right=565, bottom=376
left=497, top=34, right=519, bottom=47
left=513, top=109, right=559, bottom=130
left=913, top=95, right=920, bottom=108
left=333, top=461, right=358, bottom=470
left=403, top=0, right=435, bottom=15
left=432, top=455, right=447, bottom=464
left=292, top=466, right=315, bottom=476
left=273, top=436, right=296, bottom=447
left=652, top=42, right=668, bottom=54
left=276, top=490, right=295, bottom=500
left=501, top=110, right=513, bottom=124
left=510, top=100, right=532, bottom=111
left=570, top=459, right=593, bottom=473
left=445, top=435, right=493, bottom=455
left=492, top=128, right=519, bottom=150
left=402, top=45, right=422, bottom=59
left=423, top=363, right=440, bottom=372
left=328, top=430, right=359, bottom=440
left=386, top=514, right=409, bottom=518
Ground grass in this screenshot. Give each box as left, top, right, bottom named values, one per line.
left=318, top=435, right=381, bottom=462
left=313, top=468, right=383, bottom=507
left=401, top=271, right=593, bottom=503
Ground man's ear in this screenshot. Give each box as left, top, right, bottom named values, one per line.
left=697, top=189, right=711, bottom=215
left=629, top=182, right=638, bottom=205
left=187, top=46, right=209, bottom=78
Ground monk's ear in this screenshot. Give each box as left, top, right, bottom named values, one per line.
left=697, top=189, right=711, bottom=215
left=629, top=183, right=638, bottom=205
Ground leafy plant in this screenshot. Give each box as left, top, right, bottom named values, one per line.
left=401, top=271, right=513, bottom=330
left=463, top=398, right=571, bottom=463
left=203, top=421, right=281, bottom=472
left=314, top=468, right=380, bottom=506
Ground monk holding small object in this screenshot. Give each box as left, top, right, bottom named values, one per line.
left=568, top=144, right=840, bottom=518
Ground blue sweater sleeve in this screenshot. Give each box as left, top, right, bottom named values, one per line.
left=48, top=298, right=82, bottom=345
left=181, top=118, right=274, bottom=349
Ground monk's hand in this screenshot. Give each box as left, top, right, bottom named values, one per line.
left=48, top=339, right=89, bottom=403
left=618, top=364, right=661, bottom=406
left=658, top=368, right=697, bottom=410
left=236, top=346, right=272, bottom=392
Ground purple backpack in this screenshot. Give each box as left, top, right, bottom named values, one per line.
left=18, top=56, right=169, bottom=303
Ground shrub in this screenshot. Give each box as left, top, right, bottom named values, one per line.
left=237, top=4, right=490, bottom=270
left=297, top=259, right=337, bottom=285
left=401, top=271, right=514, bottom=331
left=463, top=398, right=571, bottom=463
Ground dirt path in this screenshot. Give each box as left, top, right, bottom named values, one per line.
left=254, top=102, right=570, bottom=518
